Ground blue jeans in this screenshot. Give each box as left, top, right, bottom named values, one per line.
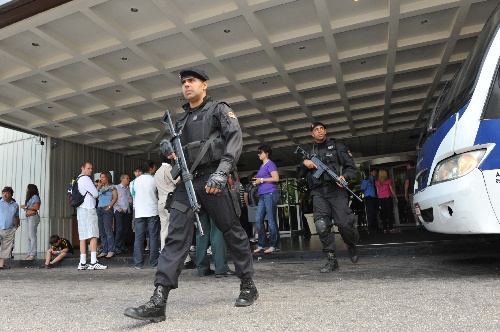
left=255, top=191, right=280, bottom=249
left=97, top=207, right=115, bottom=255
left=133, top=216, right=160, bottom=268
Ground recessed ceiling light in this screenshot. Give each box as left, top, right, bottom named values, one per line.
left=111, top=112, right=116, bottom=116
left=224, top=29, right=231, bottom=33
left=131, top=8, right=138, bottom=12
left=116, top=89, right=121, bottom=93
left=421, top=19, right=428, bottom=24
left=299, top=46, right=306, bottom=50
left=54, top=125, right=59, bottom=127
left=262, top=81, right=268, bottom=84
left=121, top=57, right=128, bottom=60
left=360, top=60, right=366, bottom=64
left=31, top=42, right=39, bottom=47
left=41, top=80, right=47, bottom=83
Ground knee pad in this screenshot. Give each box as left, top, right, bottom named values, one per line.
left=314, top=218, right=330, bottom=235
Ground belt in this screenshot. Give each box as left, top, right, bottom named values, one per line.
left=193, top=165, right=219, bottom=178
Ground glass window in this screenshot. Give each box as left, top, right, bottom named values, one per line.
left=433, top=7, right=500, bottom=128
left=483, top=65, right=500, bottom=119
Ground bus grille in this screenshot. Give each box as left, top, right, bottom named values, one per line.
left=421, top=207, right=433, bottom=223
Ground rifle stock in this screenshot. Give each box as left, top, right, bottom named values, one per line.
left=295, top=146, right=362, bottom=202
left=162, top=110, right=204, bottom=235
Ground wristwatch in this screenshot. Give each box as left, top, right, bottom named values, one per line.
left=260, top=178, right=264, bottom=184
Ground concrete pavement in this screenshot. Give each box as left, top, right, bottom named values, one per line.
left=1, top=230, right=500, bottom=331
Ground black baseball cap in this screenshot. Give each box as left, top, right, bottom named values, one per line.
left=179, top=67, right=209, bottom=81
left=311, top=122, right=326, bottom=131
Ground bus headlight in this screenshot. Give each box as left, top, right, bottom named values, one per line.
left=431, top=149, right=486, bottom=185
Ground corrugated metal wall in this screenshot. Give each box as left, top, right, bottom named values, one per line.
left=0, top=129, right=51, bottom=255
left=49, top=139, right=145, bottom=253
left=0, top=127, right=145, bottom=255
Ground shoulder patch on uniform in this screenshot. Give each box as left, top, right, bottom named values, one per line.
left=227, top=111, right=237, bottom=119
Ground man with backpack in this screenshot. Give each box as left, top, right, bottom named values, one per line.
left=75, top=162, right=107, bottom=270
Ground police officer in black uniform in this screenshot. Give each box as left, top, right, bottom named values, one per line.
left=297, top=122, right=359, bottom=273
left=124, top=68, right=257, bottom=323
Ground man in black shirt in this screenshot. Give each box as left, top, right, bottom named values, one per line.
left=124, top=67, right=257, bottom=323
left=297, top=122, right=359, bottom=273
left=39, top=235, right=74, bottom=269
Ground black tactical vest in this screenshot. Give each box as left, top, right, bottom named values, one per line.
left=177, top=101, right=225, bottom=170
left=308, top=139, right=343, bottom=188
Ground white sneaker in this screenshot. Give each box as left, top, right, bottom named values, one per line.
left=77, top=263, right=88, bottom=270
left=189, top=245, right=196, bottom=252
left=207, top=246, right=212, bottom=256
left=88, top=262, right=107, bottom=270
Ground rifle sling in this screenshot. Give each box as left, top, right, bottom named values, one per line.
left=189, top=130, right=219, bottom=173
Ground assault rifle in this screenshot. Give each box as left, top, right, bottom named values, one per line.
left=295, top=146, right=362, bottom=202
left=161, top=110, right=204, bottom=235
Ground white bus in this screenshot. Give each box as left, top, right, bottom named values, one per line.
left=414, top=5, right=500, bottom=234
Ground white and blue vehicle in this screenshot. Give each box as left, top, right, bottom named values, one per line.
left=414, top=5, right=500, bottom=234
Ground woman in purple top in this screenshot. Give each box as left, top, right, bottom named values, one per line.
left=252, top=145, right=280, bottom=253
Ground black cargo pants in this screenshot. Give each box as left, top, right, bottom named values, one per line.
left=312, top=185, right=358, bottom=253
left=154, top=173, right=253, bottom=288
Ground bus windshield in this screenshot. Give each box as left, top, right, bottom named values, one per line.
left=432, top=6, right=500, bottom=129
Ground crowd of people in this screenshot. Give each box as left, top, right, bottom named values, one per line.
left=0, top=66, right=418, bottom=323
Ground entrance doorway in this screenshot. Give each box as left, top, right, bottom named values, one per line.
left=361, top=154, right=417, bottom=227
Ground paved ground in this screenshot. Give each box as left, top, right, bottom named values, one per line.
left=1, top=233, right=500, bottom=331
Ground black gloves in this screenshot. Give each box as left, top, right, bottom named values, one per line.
left=207, top=171, right=227, bottom=189
left=159, top=139, right=174, bottom=158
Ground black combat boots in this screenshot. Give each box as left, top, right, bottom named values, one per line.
left=124, top=285, right=170, bottom=322
left=348, top=245, right=359, bottom=263
left=320, top=252, right=339, bottom=273
left=235, top=278, right=259, bottom=307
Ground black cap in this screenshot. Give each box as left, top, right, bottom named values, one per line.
left=311, top=122, right=326, bottom=131
left=179, top=67, right=209, bottom=81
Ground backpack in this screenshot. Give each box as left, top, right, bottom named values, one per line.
left=67, top=175, right=88, bottom=208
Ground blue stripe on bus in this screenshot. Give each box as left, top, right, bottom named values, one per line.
left=416, top=113, right=457, bottom=190
left=474, top=119, right=500, bottom=171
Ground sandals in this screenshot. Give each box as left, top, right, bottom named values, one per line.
left=105, top=253, right=114, bottom=259
left=97, top=254, right=107, bottom=259
left=253, top=248, right=264, bottom=253
left=23, top=256, right=35, bottom=261
left=264, top=248, right=280, bottom=254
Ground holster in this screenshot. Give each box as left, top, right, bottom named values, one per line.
left=229, top=185, right=242, bottom=218
left=165, top=192, right=173, bottom=212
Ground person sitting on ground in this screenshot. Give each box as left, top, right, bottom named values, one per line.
left=39, top=235, right=74, bottom=269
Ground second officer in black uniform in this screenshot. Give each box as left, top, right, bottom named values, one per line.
left=124, top=68, right=257, bottom=322
left=297, top=122, right=359, bottom=273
